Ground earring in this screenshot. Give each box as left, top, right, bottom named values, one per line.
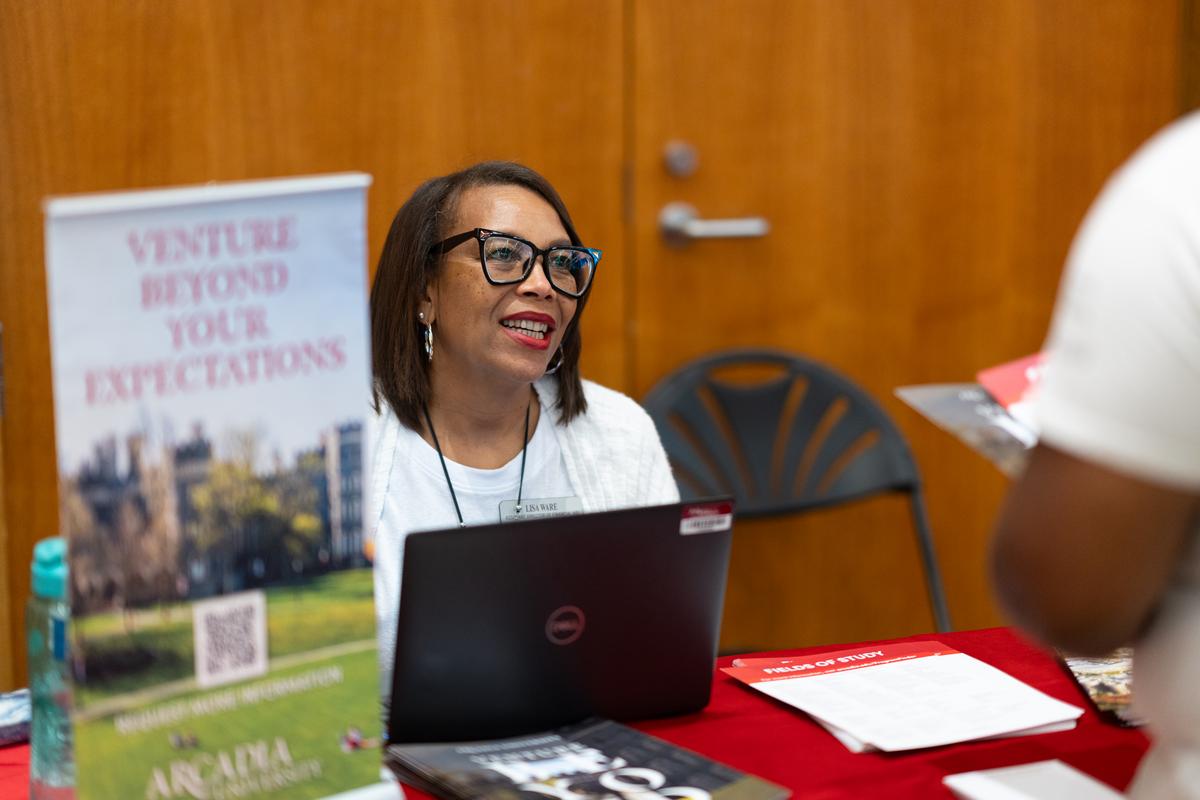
left=423, top=323, right=433, bottom=362
left=544, top=346, right=564, bottom=375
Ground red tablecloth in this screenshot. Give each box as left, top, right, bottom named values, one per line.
left=1, top=742, right=29, bottom=798
left=0, top=627, right=1151, bottom=799
left=402, top=627, right=1151, bottom=799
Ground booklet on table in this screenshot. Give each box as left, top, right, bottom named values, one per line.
left=1058, top=648, right=1142, bottom=727
left=722, top=642, right=1083, bottom=753
left=385, top=717, right=789, bottom=800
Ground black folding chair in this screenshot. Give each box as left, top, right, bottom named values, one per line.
left=642, top=348, right=952, bottom=633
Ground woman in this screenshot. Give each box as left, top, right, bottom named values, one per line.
left=368, top=161, right=678, bottom=700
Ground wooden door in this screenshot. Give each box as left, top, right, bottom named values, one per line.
left=0, top=0, right=627, bottom=690
left=630, top=0, right=1182, bottom=651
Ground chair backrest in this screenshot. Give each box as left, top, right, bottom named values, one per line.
left=643, top=348, right=952, bottom=634
left=642, top=349, right=921, bottom=517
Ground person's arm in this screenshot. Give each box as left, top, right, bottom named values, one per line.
left=991, top=442, right=1200, bottom=656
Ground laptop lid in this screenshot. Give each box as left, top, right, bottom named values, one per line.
left=387, top=498, right=734, bottom=743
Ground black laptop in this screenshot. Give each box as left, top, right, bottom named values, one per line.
left=386, top=498, right=734, bottom=743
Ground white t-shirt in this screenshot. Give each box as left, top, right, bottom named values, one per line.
left=1035, top=111, right=1200, bottom=798
left=374, top=409, right=576, bottom=702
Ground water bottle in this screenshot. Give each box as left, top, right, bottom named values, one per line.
left=27, top=536, right=75, bottom=799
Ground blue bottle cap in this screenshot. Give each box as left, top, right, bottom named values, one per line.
left=31, top=537, right=67, bottom=600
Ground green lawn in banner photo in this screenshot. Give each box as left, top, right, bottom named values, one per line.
left=74, top=568, right=376, bottom=706
left=74, top=648, right=382, bottom=800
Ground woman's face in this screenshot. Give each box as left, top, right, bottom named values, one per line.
left=424, top=183, right=580, bottom=394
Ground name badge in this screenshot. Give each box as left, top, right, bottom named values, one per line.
left=499, top=496, right=584, bottom=522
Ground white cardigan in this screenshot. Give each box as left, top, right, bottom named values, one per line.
left=367, top=377, right=679, bottom=534
left=367, top=376, right=680, bottom=702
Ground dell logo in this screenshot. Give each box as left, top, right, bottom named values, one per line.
left=545, top=605, right=585, bottom=645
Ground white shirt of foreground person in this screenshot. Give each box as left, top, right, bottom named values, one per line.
left=1034, top=112, right=1200, bottom=798
left=367, top=374, right=679, bottom=707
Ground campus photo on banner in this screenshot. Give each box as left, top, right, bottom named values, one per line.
left=43, top=174, right=380, bottom=799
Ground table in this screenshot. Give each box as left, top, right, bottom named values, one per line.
left=0, top=627, right=1150, bottom=799
left=400, top=627, right=1150, bottom=799
left=0, top=742, right=29, bottom=798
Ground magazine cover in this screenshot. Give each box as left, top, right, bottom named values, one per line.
left=893, top=383, right=1035, bottom=478
left=1058, top=648, right=1143, bottom=727
left=386, top=718, right=789, bottom=800
left=975, top=352, right=1044, bottom=435
left=44, top=175, right=381, bottom=799
left=894, top=352, right=1045, bottom=478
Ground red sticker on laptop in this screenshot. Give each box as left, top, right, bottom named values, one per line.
left=679, top=501, right=734, bottom=535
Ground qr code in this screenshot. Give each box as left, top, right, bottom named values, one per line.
left=192, top=590, right=268, bottom=688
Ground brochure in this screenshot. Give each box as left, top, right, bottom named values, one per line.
left=723, top=642, right=1083, bottom=752
left=975, top=352, right=1044, bottom=432
left=44, top=175, right=380, bottom=799
left=1058, top=648, right=1142, bottom=727
left=385, top=717, right=790, bottom=800
left=894, top=352, right=1043, bottom=478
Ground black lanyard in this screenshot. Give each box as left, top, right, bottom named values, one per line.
left=421, top=401, right=530, bottom=528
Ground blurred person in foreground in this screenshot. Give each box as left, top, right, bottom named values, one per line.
left=366, top=161, right=678, bottom=707
left=992, top=113, right=1200, bottom=798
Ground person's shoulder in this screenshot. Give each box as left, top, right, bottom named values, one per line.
left=1065, top=113, right=1200, bottom=267
left=535, top=376, right=639, bottom=415
left=368, top=395, right=397, bottom=435
left=368, top=395, right=420, bottom=460
left=579, top=379, right=650, bottom=419
left=580, top=378, right=634, bottom=406
left=1107, top=112, right=1200, bottom=194
left=575, top=380, right=663, bottom=446
left=1142, top=111, right=1200, bottom=158
left=535, top=376, right=657, bottom=433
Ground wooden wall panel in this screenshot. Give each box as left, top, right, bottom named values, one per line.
left=630, top=0, right=1183, bottom=650
left=1186, top=0, right=1200, bottom=112
left=0, top=0, right=1191, bottom=688
left=0, top=0, right=626, bottom=689
left=0, top=398, right=11, bottom=690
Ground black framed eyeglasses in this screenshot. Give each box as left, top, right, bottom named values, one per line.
left=434, top=228, right=600, bottom=299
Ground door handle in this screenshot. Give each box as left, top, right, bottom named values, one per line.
left=659, top=202, right=770, bottom=246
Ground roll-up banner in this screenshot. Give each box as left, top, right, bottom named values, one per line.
left=43, top=174, right=383, bottom=799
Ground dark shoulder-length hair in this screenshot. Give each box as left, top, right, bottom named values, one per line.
left=370, top=161, right=591, bottom=430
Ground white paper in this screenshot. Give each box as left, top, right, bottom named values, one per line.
left=813, top=715, right=1077, bottom=754
left=724, top=643, right=1083, bottom=752
left=944, top=760, right=1124, bottom=800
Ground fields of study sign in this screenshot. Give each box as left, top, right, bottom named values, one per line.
left=44, top=175, right=381, bottom=799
